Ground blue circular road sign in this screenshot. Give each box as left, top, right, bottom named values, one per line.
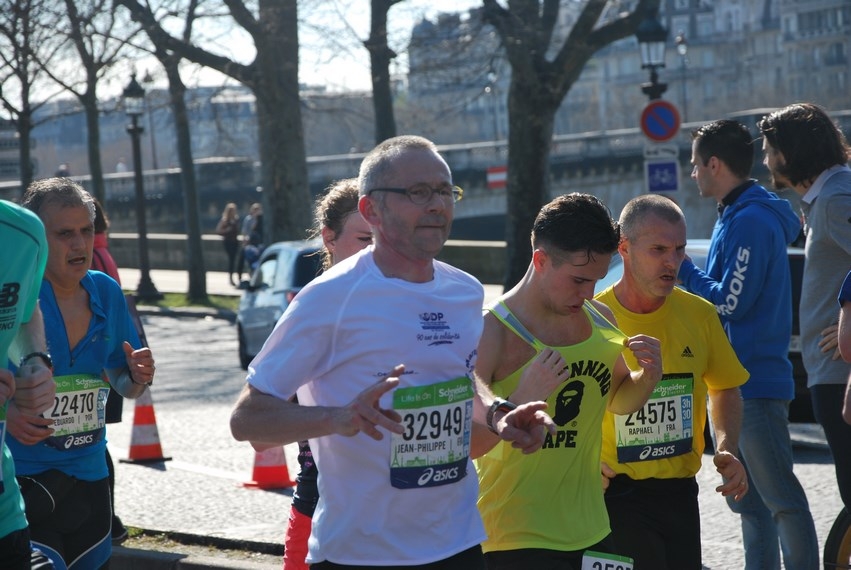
left=640, top=100, right=681, bottom=142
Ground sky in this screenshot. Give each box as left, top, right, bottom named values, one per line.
left=298, top=0, right=484, bottom=92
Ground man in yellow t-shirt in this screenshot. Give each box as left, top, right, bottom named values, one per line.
left=595, top=194, right=749, bottom=569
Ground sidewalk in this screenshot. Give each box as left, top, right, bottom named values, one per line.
left=118, top=267, right=506, bottom=308
left=118, top=267, right=242, bottom=299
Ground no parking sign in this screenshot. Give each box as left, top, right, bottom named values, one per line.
left=640, top=100, right=681, bottom=142
left=640, top=101, right=682, bottom=192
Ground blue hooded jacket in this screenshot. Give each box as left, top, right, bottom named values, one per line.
left=678, top=181, right=801, bottom=400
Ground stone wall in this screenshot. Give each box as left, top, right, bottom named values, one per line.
left=109, top=234, right=509, bottom=285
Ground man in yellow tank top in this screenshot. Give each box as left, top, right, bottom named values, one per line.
left=595, top=194, right=749, bottom=569
left=473, top=193, right=663, bottom=569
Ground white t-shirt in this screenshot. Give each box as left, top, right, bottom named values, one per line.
left=248, top=248, right=487, bottom=565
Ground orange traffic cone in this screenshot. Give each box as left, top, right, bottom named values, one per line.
left=242, top=446, right=296, bottom=489
left=119, top=388, right=171, bottom=464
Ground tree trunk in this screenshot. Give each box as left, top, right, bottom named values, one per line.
left=18, top=110, right=34, bottom=190
left=502, top=74, right=558, bottom=289
left=163, top=55, right=207, bottom=302
left=81, top=89, right=105, bottom=203
left=482, top=0, right=659, bottom=290
left=254, top=1, right=310, bottom=244
left=367, top=0, right=399, bottom=144
left=116, top=0, right=311, bottom=244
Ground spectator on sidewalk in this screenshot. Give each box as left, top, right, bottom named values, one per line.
left=757, top=104, right=851, bottom=515
left=680, top=118, right=818, bottom=569
left=8, top=178, right=157, bottom=569
left=230, top=135, right=556, bottom=568
left=216, top=203, right=241, bottom=286
left=237, top=203, right=262, bottom=281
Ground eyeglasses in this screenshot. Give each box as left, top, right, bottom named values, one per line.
left=367, top=184, right=463, bottom=205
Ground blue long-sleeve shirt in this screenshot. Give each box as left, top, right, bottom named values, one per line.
left=678, top=181, right=801, bottom=400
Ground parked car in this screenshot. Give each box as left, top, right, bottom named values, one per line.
left=236, top=240, right=323, bottom=369
left=595, top=238, right=811, bottom=423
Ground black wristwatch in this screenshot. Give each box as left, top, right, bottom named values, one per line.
left=487, top=398, right=518, bottom=434
left=19, top=351, right=54, bottom=370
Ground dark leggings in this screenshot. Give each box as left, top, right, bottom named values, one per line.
left=311, top=545, right=485, bottom=569
left=224, top=239, right=239, bottom=276
left=811, top=383, right=851, bottom=508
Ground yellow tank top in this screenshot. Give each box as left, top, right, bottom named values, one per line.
left=476, top=301, right=627, bottom=553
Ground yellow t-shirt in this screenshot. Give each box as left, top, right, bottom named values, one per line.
left=476, top=301, right=627, bottom=553
left=595, top=286, right=748, bottom=480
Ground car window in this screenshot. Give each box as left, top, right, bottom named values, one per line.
left=254, top=254, right=278, bottom=290
left=293, top=251, right=323, bottom=287
left=274, top=249, right=297, bottom=290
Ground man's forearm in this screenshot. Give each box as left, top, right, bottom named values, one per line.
left=230, top=384, right=341, bottom=446
left=708, top=387, right=743, bottom=455
left=9, top=304, right=48, bottom=366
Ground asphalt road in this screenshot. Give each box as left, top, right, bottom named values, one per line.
left=107, top=270, right=844, bottom=569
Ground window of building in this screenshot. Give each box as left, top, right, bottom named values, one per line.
left=697, top=15, right=714, bottom=37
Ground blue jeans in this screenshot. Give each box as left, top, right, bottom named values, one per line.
left=721, top=398, right=818, bottom=570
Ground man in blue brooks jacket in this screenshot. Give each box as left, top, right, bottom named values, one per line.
left=678, top=119, right=817, bottom=570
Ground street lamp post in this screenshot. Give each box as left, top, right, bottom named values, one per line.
left=141, top=70, right=159, bottom=170
left=635, top=9, right=669, bottom=100
left=485, top=66, right=501, bottom=141
left=123, top=73, right=162, bottom=302
left=675, top=31, right=688, bottom=123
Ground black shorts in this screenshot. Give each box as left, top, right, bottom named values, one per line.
left=604, top=474, right=701, bottom=570
left=17, top=471, right=111, bottom=568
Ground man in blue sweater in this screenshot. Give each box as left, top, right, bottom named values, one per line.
left=678, top=119, right=817, bottom=570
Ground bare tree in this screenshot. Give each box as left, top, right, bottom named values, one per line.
left=118, top=0, right=310, bottom=245
left=366, top=0, right=403, bottom=144
left=33, top=0, right=140, bottom=203
left=126, top=0, right=208, bottom=302
left=0, top=0, right=64, bottom=189
left=482, top=0, right=660, bottom=288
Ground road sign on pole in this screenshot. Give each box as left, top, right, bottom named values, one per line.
left=640, top=100, right=681, bottom=142
left=486, top=165, right=507, bottom=190
left=645, top=159, right=680, bottom=193
left=643, top=143, right=679, bottom=160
